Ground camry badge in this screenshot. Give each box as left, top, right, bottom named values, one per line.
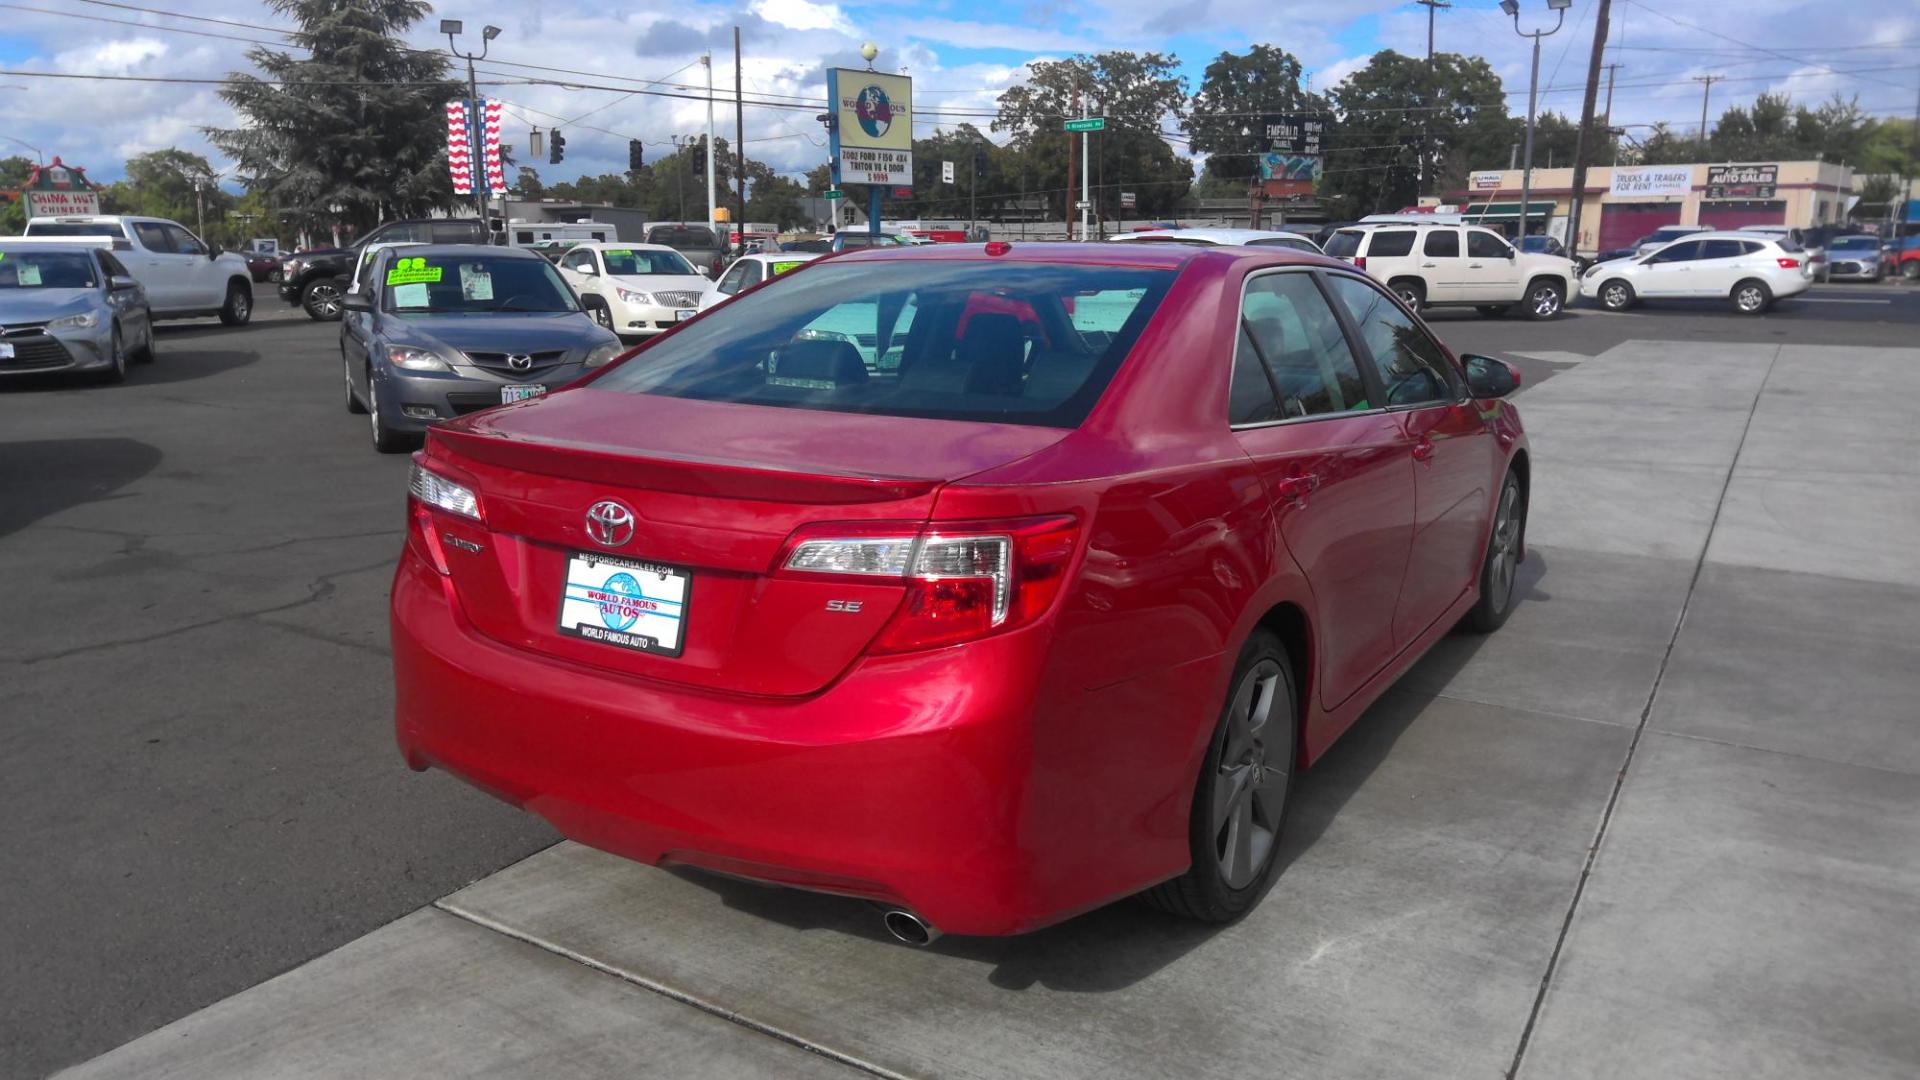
left=584, top=500, right=636, bottom=548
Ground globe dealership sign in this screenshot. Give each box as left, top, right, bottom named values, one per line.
left=828, top=68, right=913, bottom=186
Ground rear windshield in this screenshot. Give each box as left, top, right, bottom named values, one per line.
left=594, top=260, right=1176, bottom=427
left=1323, top=230, right=1363, bottom=258
left=25, top=221, right=126, bottom=238
left=647, top=226, right=718, bottom=248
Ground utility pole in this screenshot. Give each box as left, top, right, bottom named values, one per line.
left=1693, top=74, right=1722, bottom=156
left=703, top=54, right=717, bottom=228
left=734, top=28, right=746, bottom=247
left=968, top=143, right=979, bottom=237
left=1603, top=64, right=1623, bottom=164
left=1502, top=0, right=1568, bottom=241
left=1080, top=95, right=1092, bottom=241
left=671, top=135, right=688, bottom=223
left=1066, top=89, right=1079, bottom=240
left=1414, top=0, right=1450, bottom=199
left=1566, top=0, right=1611, bottom=259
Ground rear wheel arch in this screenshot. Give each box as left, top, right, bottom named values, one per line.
left=1507, top=448, right=1532, bottom=555
left=1252, top=602, right=1313, bottom=766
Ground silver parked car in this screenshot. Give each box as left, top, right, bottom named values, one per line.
left=0, top=240, right=155, bottom=384
left=338, top=244, right=622, bottom=452
left=1823, top=235, right=1886, bottom=282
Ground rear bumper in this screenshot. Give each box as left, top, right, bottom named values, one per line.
left=390, top=551, right=1082, bottom=935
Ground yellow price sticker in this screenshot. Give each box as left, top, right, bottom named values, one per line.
left=385, top=256, right=443, bottom=286
left=770, top=260, right=805, bottom=275
left=605, top=249, right=633, bottom=256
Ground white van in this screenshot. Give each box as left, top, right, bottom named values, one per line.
left=1321, top=221, right=1578, bottom=319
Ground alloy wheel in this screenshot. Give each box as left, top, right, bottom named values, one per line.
left=1211, top=660, right=1288, bottom=890
left=593, top=305, right=614, bottom=330
left=1736, top=285, right=1766, bottom=312
left=368, top=372, right=382, bottom=442
left=1531, top=284, right=1562, bottom=317
left=1487, top=481, right=1521, bottom=613
left=1602, top=283, right=1629, bottom=309
left=307, top=282, right=342, bottom=319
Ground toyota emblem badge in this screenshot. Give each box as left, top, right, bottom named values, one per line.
left=584, top=500, right=636, bottom=547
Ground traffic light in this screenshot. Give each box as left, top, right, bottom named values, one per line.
left=691, top=148, right=705, bottom=178
left=627, top=139, right=643, bottom=171
left=549, top=128, right=566, bottom=165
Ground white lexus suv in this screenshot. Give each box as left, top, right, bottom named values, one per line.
left=1322, top=222, right=1577, bottom=319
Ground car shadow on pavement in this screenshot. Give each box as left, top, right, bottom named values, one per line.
left=0, top=436, right=161, bottom=537
left=665, top=554, right=1555, bottom=994
left=128, top=349, right=259, bottom=385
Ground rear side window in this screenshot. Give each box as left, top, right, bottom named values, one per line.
left=594, top=261, right=1175, bottom=428
left=1369, top=230, right=1416, bottom=257
left=1323, top=230, right=1363, bottom=258
left=1701, top=240, right=1746, bottom=260
left=1324, top=274, right=1453, bottom=408
left=1423, top=231, right=1461, bottom=258
left=1234, top=271, right=1371, bottom=423
left=430, top=222, right=481, bottom=244
left=648, top=226, right=718, bottom=248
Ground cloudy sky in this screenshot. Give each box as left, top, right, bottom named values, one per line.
left=0, top=0, right=1914, bottom=187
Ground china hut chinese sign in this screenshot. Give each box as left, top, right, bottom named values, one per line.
left=22, top=158, right=101, bottom=217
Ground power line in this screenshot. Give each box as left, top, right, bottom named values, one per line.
left=1620, top=0, right=1915, bottom=92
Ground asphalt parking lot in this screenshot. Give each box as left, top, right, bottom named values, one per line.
left=6, top=284, right=1918, bottom=1079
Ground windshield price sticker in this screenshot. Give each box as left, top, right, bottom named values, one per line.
left=770, top=260, right=806, bottom=275
left=18, top=263, right=42, bottom=286
left=605, top=249, right=632, bottom=256
left=385, top=257, right=442, bottom=286
left=459, top=263, right=494, bottom=302
left=391, top=282, right=430, bottom=308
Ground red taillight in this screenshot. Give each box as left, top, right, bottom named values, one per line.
left=1353, top=256, right=1367, bottom=270
left=776, top=515, right=1081, bottom=654
left=406, top=455, right=484, bottom=576
left=1777, top=257, right=1801, bottom=269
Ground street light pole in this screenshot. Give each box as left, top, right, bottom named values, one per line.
left=443, top=21, right=502, bottom=231
left=703, top=53, right=717, bottom=230
left=1502, top=0, right=1569, bottom=241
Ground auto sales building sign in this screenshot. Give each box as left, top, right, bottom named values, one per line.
left=828, top=68, right=912, bottom=186
left=1705, top=164, right=1777, bottom=200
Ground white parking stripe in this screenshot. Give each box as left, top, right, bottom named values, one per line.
left=1794, top=298, right=1894, bottom=304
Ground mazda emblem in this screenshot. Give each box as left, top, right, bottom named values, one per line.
left=584, top=500, right=635, bottom=547
left=506, top=353, right=534, bottom=372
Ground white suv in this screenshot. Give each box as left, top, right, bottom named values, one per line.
left=1579, top=232, right=1813, bottom=315
left=1323, top=223, right=1577, bottom=319
left=23, top=215, right=254, bottom=324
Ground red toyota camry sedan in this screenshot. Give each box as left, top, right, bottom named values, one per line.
left=392, top=242, right=1529, bottom=942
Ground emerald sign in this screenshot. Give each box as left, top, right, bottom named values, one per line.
left=1063, top=118, right=1107, bottom=132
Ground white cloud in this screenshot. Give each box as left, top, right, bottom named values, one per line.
left=750, top=0, right=853, bottom=33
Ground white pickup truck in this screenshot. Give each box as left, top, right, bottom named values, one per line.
left=23, top=215, right=255, bottom=324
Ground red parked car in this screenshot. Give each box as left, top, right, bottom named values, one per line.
left=392, top=242, right=1530, bottom=942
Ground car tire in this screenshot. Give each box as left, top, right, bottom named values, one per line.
left=302, top=279, right=344, bottom=322
left=1139, top=631, right=1296, bottom=924
left=1523, top=278, right=1565, bottom=319
left=1389, top=279, right=1425, bottom=314
left=1598, top=279, right=1635, bottom=311
left=1463, top=470, right=1525, bottom=634
left=366, top=367, right=412, bottom=453
left=98, top=324, right=127, bottom=385
left=134, top=310, right=157, bottom=363
left=1902, top=261, right=1919, bottom=281
left=1475, top=304, right=1512, bottom=318
left=584, top=296, right=615, bottom=331
left=344, top=354, right=367, bottom=414
left=218, top=282, right=253, bottom=326
left=1732, top=279, right=1773, bottom=315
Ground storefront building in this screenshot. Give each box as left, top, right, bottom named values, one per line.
left=1440, top=160, right=1854, bottom=256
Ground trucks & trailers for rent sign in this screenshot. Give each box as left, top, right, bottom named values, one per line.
left=1610, top=166, right=1692, bottom=198
left=829, top=68, right=913, bottom=187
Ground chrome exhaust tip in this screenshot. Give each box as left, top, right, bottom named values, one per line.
left=881, top=908, right=940, bottom=947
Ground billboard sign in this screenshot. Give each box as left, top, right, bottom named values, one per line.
left=1610, top=166, right=1692, bottom=198
left=25, top=190, right=101, bottom=216
left=1705, top=164, right=1777, bottom=200
left=1471, top=171, right=1504, bottom=191
left=829, top=68, right=913, bottom=186
left=1259, top=154, right=1321, bottom=182
left=1264, top=116, right=1323, bottom=155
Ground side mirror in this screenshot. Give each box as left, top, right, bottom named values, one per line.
left=699, top=266, right=714, bottom=279
left=208, top=245, right=223, bottom=259
left=109, top=275, right=138, bottom=292
left=1463, top=354, right=1521, bottom=398
left=578, top=264, right=597, bottom=276
left=340, top=292, right=373, bottom=313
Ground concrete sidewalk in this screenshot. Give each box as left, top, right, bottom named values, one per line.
left=58, top=342, right=1920, bottom=1080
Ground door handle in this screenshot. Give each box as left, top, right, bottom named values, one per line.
left=1273, top=474, right=1321, bottom=505
left=1411, top=436, right=1436, bottom=462
left=1420, top=262, right=1437, bottom=268
left=1468, top=263, right=1484, bottom=269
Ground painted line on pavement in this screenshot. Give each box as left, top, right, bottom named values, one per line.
left=1794, top=297, right=1894, bottom=304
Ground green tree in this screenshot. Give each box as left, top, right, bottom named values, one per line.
left=207, top=0, right=464, bottom=237
left=1321, top=50, right=1513, bottom=214
left=0, top=155, right=36, bottom=233
left=103, top=149, right=231, bottom=225
left=994, top=51, right=1193, bottom=221
left=512, top=166, right=545, bottom=199
left=1189, top=45, right=1321, bottom=185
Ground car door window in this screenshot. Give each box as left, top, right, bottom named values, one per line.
left=738, top=262, right=764, bottom=290
left=1651, top=241, right=1703, bottom=264
left=1466, top=230, right=1511, bottom=260
left=1423, top=231, right=1461, bottom=258
left=1701, top=240, right=1745, bottom=260
left=715, top=262, right=751, bottom=295
left=163, top=225, right=207, bottom=256
left=132, top=222, right=175, bottom=253
left=430, top=222, right=478, bottom=244
left=1233, top=271, right=1372, bottom=424
left=562, top=249, right=595, bottom=274
left=1325, top=273, right=1453, bottom=408
left=1367, top=230, right=1416, bottom=258
left=96, top=251, right=129, bottom=279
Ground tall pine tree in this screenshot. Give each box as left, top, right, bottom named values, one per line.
left=207, top=0, right=463, bottom=236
